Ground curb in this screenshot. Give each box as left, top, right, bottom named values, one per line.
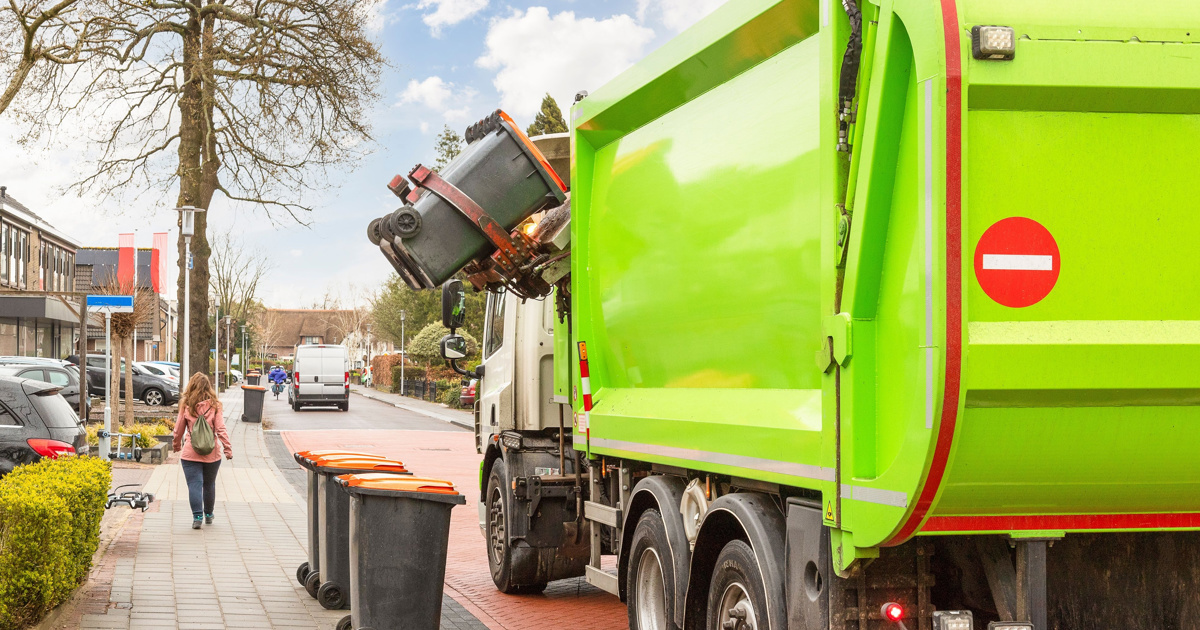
left=350, top=388, right=474, bottom=431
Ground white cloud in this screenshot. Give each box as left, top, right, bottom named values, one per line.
left=636, top=0, right=725, bottom=33
left=477, top=8, right=654, bottom=121
left=419, top=121, right=430, bottom=134
left=397, top=76, right=477, bottom=123
left=398, top=76, right=453, bottom=110
left=416, top=0, right=488, bottom=36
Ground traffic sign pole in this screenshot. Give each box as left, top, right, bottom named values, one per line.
left=103, top=311, right=112, bottom=461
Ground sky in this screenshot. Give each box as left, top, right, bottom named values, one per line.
left=0, top=0, right=726, bottom=308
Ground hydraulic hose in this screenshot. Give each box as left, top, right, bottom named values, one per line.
left=837, top=0, right=863, bottom=152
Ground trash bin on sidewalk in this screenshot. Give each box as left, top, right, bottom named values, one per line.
left=312, top=458, right=412, bottom=609
left=293, top=451, right=390, bottom=593
left=247, top=370, right=261, bottom=386
left=335, top=474, right=464, bottom=630
left=239, top=385, right=267, bottom=422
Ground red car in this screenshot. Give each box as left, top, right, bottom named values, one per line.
left=460, top=379, right=477, bottom=408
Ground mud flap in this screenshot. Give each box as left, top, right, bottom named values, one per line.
left=787, top=499, right=831, bottom=630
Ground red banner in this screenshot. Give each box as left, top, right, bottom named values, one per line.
left=117, top=233, right=135, bottom=289
left=151, top=232, right=168, bottom=293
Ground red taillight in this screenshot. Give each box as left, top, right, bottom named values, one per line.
left=882, top=603, right=905, bottom=623
left=28, top=438, right=76, bottom=459
left=345, top=371, right=350, bottom=388
left=294, top=371, right=299, bottom=388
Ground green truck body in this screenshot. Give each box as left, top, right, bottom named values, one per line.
left=570, top=0, right=1200, bottom=569
left=377, top=0, right=1200, bottom=625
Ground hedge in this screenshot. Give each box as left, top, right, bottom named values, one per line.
left=0, top=456, right=110, bottom=630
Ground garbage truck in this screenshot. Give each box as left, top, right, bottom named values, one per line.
left=369, top=0, right=1200, bottom=628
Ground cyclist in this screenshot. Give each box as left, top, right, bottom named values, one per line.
left=268, top=365, right=288, bottom=399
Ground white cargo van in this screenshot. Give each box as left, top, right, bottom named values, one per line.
left=289, top=344, right=350, bottom=411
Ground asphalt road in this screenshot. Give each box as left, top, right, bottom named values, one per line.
left=262, top=389, right=465, bottom=432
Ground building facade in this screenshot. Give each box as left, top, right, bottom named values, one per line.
left=0, top=186, right=81, bottom=358
left=75, top=248, right=176, bottom=361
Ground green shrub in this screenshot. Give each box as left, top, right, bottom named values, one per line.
left=0, top=456, right=110, bottom=629
left=437, top=380, right=462, bottom=408
left=389, top=366, right=428, bottom=394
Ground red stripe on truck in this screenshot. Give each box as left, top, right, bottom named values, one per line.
left=886, top=0, right=963, bottom=547
left=923, top=513, right=1200, bottom=533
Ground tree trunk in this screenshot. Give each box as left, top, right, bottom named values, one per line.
left=174, top=1, right=217, bottom=384
left=123, top=335, right=134, bottom=425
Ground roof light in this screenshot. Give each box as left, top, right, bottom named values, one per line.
left=882, top=602, right=905, bottom=623
left=933, top=610, right=974, bottom=630
left=972, top=25, right=1016, bottom=60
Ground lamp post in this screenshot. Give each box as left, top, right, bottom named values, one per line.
left=399, top=310, right=406, bottom=396
left=241, top=324, right=246, bottom=372
left=174, top=206, right=205, bottom=382
left=366, top=323, right=372, bottom=387
left=223, top=315, right=232, bottom=386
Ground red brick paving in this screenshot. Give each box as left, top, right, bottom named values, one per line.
left=281, top=429, right=628, bottom=630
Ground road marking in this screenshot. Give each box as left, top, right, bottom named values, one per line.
left=982, top=254, right=1054, bottom=271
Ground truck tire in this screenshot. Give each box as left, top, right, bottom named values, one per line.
left=485, top=459, right=546, bottom=594
left=706, top=540, right=768, bottom=630
left=627, top=509, right=678, bottom=630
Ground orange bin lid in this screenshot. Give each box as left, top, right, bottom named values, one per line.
left=240, top=385, right=266, bottom=391
left=338, top=473, right=458, bottom=495
left=297, top=449, right=386, bottom=461
left=313, top=458, right=409, bottom=473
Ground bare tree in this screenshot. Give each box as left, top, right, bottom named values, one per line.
left=0, top=0, right=113, bottom=116
left=251, top=307, right=284, bottom=361
left=9, top=0, right=385, bottom=380
left=210, top=228, right=272, bottom=322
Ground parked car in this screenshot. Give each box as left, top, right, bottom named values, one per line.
left=289, top=345, right=349, bottom=411
left=84, top=355, right=180, bottom=406
left=460, top=378, right=478, bottom=408
left=135, top=362, right=179, bottom=385
left=229, top=369, right=243, bottom=383
left=0, top=364, right=83, bottom=408
left=0, top=356, right=70, bottom=367
left=0, top=375, right=88, bottom=475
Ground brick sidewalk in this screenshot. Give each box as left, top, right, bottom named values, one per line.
left=279, top=428, right=628, bottom=630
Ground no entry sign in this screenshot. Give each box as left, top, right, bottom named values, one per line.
left=973, top=217, right=1060, bottom=308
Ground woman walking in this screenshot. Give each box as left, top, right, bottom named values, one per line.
left=172, top=373, right=233, bottom=529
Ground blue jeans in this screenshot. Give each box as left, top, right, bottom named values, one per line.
left=181, top=459, right=221, bottom=518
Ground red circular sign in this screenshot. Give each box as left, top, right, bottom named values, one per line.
left=973, top=217, right=1060, bottom=308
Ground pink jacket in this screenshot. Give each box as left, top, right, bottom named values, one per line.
left=172, top=399, right=232, bottom=463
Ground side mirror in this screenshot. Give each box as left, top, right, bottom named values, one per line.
left=442, top=279, right=466, bottom=331
left=440, top=334, right=468, bottom=360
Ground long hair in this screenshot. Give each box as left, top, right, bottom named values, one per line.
left=181, top=372, right=221, bottom=417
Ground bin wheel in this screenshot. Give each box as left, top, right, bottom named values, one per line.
left=304, top=570, right=321, bottom=599
left=337, top=614, right=353, bottom=630
left=317, top=582, right=346, bottom=610
left=391, top=207, right=422, bottom=237
left=296, top=562, right=310, bottom=586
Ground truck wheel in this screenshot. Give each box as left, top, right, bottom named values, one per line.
left=486, top=459, right=547, bottom=594
left=627, top=509, right=677, bottom=630
left=706, top=540, right=767, bottom=630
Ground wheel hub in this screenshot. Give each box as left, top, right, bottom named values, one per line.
left=718, top=583, right=757, bottom=630
left=635, top=547, right=668, bottom=630
left=488, top=486, right=506, bottom=566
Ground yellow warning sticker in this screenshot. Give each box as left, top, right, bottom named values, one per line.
left=825, top=501, right=834, bottom=521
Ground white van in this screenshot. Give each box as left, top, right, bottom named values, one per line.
left=289, top=344, right=350, bottom=411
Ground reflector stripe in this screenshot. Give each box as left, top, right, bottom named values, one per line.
left=924, top=77, right=935, bottom=431
left=982, top=254, right=1053, bottom=271
left=577, top=342, right=592, bottom=437
left=923, top=512, right=1200, bottom=532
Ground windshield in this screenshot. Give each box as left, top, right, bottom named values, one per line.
left=30, top=390, right=81, bottom=428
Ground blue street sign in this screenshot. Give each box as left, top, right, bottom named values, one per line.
left=188, top=253, right=194, bottom=270
left=87, top=295, right=134, bottom=313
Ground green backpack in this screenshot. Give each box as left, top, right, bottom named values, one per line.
left=190, top=409, right=216, bottom=456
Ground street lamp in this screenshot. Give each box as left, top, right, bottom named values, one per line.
left=365, top=323, right=373, bottom=387
left=241, top=324, right=246, bottom=373
left=174, top=206, right=205, bottom=382
left=223, top=315, right=233, bottom=386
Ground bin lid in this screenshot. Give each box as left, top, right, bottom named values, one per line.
left=294, top=450, right=388, bottom=469
left=338, top=473, right=459, bottom=495
left=313, top=458, right=409, bottom=474
left=240, top=385, right=266, bottom=391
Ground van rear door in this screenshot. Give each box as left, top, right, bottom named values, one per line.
left=321, top=348, right=347, bottom=398
left=296, top=347, right=322, bottom=398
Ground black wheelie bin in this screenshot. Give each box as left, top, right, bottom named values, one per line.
left=240, top=385, right=267, bottom=422
left=311, top=458, right=412, bottom=610
left=333, top=474, right=464, bottom=630
left=293, top=451, right=389, bottom=594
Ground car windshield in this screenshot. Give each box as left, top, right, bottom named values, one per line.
left=30, top=390, right=81, bottom=428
